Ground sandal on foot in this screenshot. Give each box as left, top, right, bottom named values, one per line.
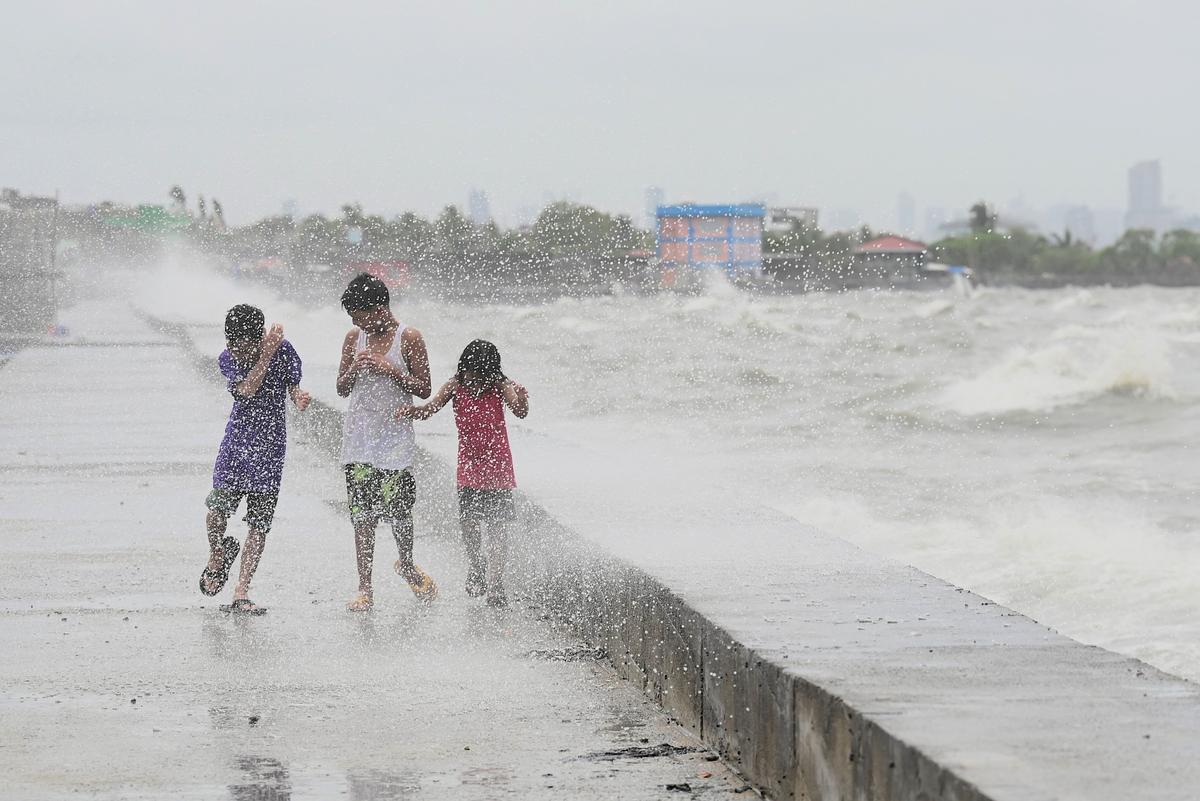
left=347, top=593, right=373, bottom=612
left=199, top=536, right=241, bottom=597
left=395, top=561, right=438, bottom=603
left=222, top=598, right=267, bottom=616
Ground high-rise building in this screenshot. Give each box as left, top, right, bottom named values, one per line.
left=1005, top=195, right=1038, bottom=231
left=1126, top=160, right=1165, bottom=232
left=923, top=206, right=947, bottom=241
left=896, top=192, right=916, bottom=236
left=1092, top=208, right=1124, bottom=247
left=516, top=205, right=537, bottom=230
left=1063, top=205, right=1096, bottom=245
left=826, top=208, right=862, bottom=232
left=644, top=186, right=665, bottom=229
left=467, top=189, right=492, bottom=226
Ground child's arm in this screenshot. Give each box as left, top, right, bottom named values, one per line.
left=358, top=327, right=432, bottom=398
left=374, top=326, right=434, bottom=399
left=289, top=386, right=311, bottom=411
left=232, top=324, right=284, bottom=399
left=335, top=329, right=360, bottom=397
left=396, top=377, right=458, bottom=421
left=501, top=379, right=529, bottom=419
left=281, top=340, right=309, bottom=411
left=400, top=326, right=433, bottom=399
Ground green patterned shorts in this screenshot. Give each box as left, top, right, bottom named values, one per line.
left=344, top=463, right=416, bottom=526
left=206, top=488, right=279, bottom=534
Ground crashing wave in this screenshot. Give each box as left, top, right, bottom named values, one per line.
left=940, top=327, right=1175, bottom=415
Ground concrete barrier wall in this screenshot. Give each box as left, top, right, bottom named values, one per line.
left=500, top=495, right=990, bottom=801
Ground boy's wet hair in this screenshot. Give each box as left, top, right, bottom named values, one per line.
left=341, top=273, right=389, bottom=312
left=225, top=304, right=265, bottom=342
left=457, top=339, right=506, bottom=387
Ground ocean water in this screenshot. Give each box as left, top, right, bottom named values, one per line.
left=136, top=256, right=1200, bottom=682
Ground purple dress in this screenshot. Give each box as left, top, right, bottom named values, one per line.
left=212, top=340, right=303, bottom=493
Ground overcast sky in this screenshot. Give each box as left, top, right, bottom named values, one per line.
left=2, top=1, right=1196, bottom=228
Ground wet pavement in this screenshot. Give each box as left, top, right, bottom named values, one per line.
left=0, top=301, right=753, bottom=800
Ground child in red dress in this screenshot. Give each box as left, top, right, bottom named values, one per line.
left=397, top=340, right=528, bottom=607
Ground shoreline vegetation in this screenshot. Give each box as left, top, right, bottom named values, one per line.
left=17, top=188, right=1200, bottom=295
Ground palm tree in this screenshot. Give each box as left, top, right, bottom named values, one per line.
left=1050, top=229, right=1074, bottom=248
left=968, top=202, right=995, bottom=234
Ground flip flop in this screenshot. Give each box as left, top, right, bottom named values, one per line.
left=221, top=598, right=267, bottom=616
left=395, top=561, right=438, bottom=603
left=199, top=536, right=241, bottom=597
left=347, top=593, right=373, bottom=612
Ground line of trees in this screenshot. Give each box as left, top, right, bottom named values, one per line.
left=762, top=221, right=876, bottom=276
left=762, top=200, right=1200, bottom=286
left=225, top=201, right=650, bottom=277
left=931, top=202, right=1200, bottom=285
left=54, top=184, right=1200, bottom=289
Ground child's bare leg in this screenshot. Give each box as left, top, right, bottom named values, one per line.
left=391, top=513, right=415, bottom=576
left=460, top=517, right=485, bottom=594
left=232, top=528, right=266, bottom=601
left=393, top=513, right=417, bottom=568
left=202, top=510, right=229, bottom=592
left=390, top=512, right=436, bottom=601
left=206, top=509, right=227, bottom=550
left=353, top=521, right=377, bottom=597
left=460, top=520, right=484, bottom=575
left=485, top=520, right=509, bottom=604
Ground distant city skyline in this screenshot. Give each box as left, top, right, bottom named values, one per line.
left=51, top=153, right=1196, bottom=248
left=59, top=157, right=1194, bottom=250
left=632, top=158, right=1189, bottom=246
left=467, top=189, right=492, bottom=226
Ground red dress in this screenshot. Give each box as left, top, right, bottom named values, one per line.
left=453, top=386, right=516, bottom=490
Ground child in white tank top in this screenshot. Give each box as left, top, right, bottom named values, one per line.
left=336, top=273, right=435, bottom=612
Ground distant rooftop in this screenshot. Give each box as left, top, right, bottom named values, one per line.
left=656, top=203, right=766, bottom=218
left=855, top=235, right=928, bottom=254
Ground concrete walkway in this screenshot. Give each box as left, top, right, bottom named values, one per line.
left=0, top=301, right=751, bottom=800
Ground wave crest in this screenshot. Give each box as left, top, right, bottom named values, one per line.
left=940, top=328, right=1175, bottom=415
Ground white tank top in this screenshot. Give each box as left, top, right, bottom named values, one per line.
left=341, top=327, right=415, bottom=470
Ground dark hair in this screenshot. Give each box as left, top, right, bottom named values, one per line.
left=224, top=304, right=264, bottom=341
left=341, top=272, right=389, bottom=312
left=457, top=339, right=506, bottom=387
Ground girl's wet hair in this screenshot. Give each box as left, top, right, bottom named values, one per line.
left=457, top=339, right=506, bottom=387
left=225, top=304, right=264, bottom=342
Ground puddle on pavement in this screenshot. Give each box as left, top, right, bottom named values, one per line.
left=581, top=742, right=703, bottom=761
left=525, top=645, right=608, bottom=662
left=230, top=755, right=291, bottom=801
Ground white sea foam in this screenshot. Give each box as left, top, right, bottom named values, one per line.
left=1051, top=288, right=1097, bottom=312
left=940, top=328, right=1175, bottom=415
left=914, top=298, right=956, bottom=318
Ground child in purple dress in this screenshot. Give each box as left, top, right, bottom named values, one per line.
left=200, top=304, right=310, bottom=613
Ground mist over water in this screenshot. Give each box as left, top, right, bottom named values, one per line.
left=138, top=255, right=1200, bottom=682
